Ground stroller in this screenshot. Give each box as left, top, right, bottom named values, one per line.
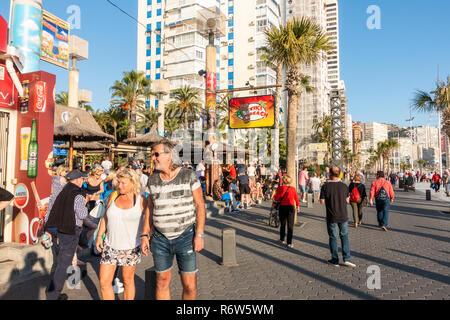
left=268, top=201, right=280, bottom=228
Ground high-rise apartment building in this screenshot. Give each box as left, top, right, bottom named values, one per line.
left=137, top=0, right=281, bottom=136
left=137, top=0, right=227, bottom=130
left=284, top=0, right=330, bottom=161
left=361, top=122, right=388, bottom=148
left=325, top=0, right=340, bottom=90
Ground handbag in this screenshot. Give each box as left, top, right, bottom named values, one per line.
left=89, top=200, right=105, bottom=219
left=272, top=187, right=291, bottom=210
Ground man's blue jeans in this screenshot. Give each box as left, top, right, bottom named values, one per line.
left=375, top=199, right=390, bottom=227
left=326, top=221, right=350, bottom=262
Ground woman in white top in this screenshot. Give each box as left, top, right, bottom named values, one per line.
left=96, top=169, right=149, bottom=300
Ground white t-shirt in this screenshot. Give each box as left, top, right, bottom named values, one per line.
left=101, top=160, right=112, bottom=171
left=196, top=163, right=205, bottom=177
left=140, top=174, right=149, bottom=191
left=248, top=166, right=256, bottom=177
left=310, top=177, right=321, bottom=191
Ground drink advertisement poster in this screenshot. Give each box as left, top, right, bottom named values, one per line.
left=229, top=95, right=275, bottom=129
left=41, top=10, right=70, bottom=69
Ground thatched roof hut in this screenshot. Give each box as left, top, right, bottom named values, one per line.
left=54, top=104, right=114, bottom=142
left=54, top=104, right=114, bottom=169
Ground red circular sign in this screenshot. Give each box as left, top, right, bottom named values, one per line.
left=14, top=184, right=29, bottom=209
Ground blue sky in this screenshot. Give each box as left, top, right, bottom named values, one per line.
left=1, top=0, right=449, bottom=128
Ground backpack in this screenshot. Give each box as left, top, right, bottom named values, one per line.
left=349, top=185, right=361, bottom=203
left=376, top=185, right=389, bottom=202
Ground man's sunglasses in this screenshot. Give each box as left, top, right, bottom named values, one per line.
left=151, top=151, right=169, bottom=158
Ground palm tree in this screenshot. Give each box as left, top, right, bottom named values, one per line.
left=411, top=76, right=450, bottom=137
left=136, top=105, right=159, bottom=134
left=260, top=46, right=283, bottom=170
left=216, top=95, right=231, bottom=140
left=165, top=117, right=181, bottom=136
left=265, top=17, right=332, bottom=181
left=312, top=114, right=332, bottom=163
left=166, top=85, right=203, bottom=139
left=110, top=70, right=154, bottom=139
left=381, top=139, right=399, bottom=172
left=417, top=159, right=425, bottom=172
left=104, top=105, right=126, bottom=142
left=55, top=91, right=69, bottom=105
left=92, top=109, right=108, bottom=132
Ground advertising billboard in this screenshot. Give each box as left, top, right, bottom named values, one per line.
left=9, top=1, right=43, bottom=73
left=229, top=95, right=275, bottom=129
left=41, top=10, right=70, bottom=69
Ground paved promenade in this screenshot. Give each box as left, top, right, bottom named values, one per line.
left=1, top=182, right=449, bottom=300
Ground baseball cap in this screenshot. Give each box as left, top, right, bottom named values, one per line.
left=65, top=170, right=88, bottom=181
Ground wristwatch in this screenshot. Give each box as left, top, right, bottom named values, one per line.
left=196, top=233, right=205, bottom=238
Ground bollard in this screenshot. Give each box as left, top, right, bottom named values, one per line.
left=426, top=189, right=431, bottom=201
left=144, top=267, right=157, bottom=300
left=221, top=228, right=238, bottom=267
left=307, top=193, right=313, bottom=208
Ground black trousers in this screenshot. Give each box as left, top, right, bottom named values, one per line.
left=434, top=182, right=440, bottom=192
left=279, top=205, right=295, bottom=245
left=46, top=227, right=82, bottom=300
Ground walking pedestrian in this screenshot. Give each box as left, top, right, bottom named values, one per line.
left=349, top=174, right=367, bottom=228
left=101, top=156, right=113, bottom=175
left=83, top=166, right=104, bottom=212
left=273, top=175, right=299, bottom=248
left=369, top=171, right=395, bottom=231
left=237, top=164, right=251, bottom=209
left=298, top=167, right=309, bottom=203
left=44, top=170, right=90, bottom=300
left=432, top=171, right=441, bottom=193
left=141, top=141, right=206, bottom=300
left=389, top=172, right=397, bottom=187
left=320, top=167, right=356, bottom=268
left=96, top=169, right=147, bottom=300
left=309, top=172, right=322, bottom=202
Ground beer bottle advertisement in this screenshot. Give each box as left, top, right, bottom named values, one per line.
left=27, top=119, right=38, bottom=178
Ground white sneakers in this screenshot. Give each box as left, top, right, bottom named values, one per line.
left=344, top=261, right=356, bottom=268
left=113, top=277, right=124, bottom=294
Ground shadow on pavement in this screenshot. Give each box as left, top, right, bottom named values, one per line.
left=414, top=225, right=450, bottom=233
left=388, top=248, right=450, bottom=268
left=0, top=252, right=49, bottom=300
left=204, top=222, right=379, bottom=300
left=210, top=207, right=450, bottom=288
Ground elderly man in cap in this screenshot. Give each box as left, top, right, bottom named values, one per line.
left=141, top=141, right=206, bottom=300
left=44, top=170, right=91, bottom=300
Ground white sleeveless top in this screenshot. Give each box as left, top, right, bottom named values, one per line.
left=105, top=195, right=143, bottom=250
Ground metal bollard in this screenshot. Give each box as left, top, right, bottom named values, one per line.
left=307, top=193, right=313, bottom=208
left=221, top=228, right=238, bottom=267
left=144, top=267, right=157, bottom=300
left=426, top=189, right=431, bottom=201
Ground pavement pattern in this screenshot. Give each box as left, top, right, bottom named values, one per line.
left=1, top=181, right=449, bottom=300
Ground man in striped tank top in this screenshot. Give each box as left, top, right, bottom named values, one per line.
left=141, top=141, right=206, bottom=300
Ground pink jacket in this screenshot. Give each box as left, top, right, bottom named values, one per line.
left=370, top=178, right=395, bottom=200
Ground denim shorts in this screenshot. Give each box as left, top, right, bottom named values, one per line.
left=150, top=224, right=198, bottom=274
left=299, top=185, right=307, bottom=193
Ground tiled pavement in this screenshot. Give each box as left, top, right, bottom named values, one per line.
left=1, top=182, right=449, bottom=300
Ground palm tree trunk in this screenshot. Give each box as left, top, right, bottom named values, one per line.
left=286, top=92, right=299, bottom=188
left=273, top=63, right=282, bottom=170
left=113, top=124, right=118, bottom=142
left=184, top=112, right=189, bottom=141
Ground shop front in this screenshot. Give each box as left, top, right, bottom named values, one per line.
left=0, top=13, right=56, bottom=244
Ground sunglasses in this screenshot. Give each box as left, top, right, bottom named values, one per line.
left=151, top=151, right=169, bottom=158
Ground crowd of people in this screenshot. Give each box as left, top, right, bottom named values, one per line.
left=9, top=145, right=445, bottom=301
